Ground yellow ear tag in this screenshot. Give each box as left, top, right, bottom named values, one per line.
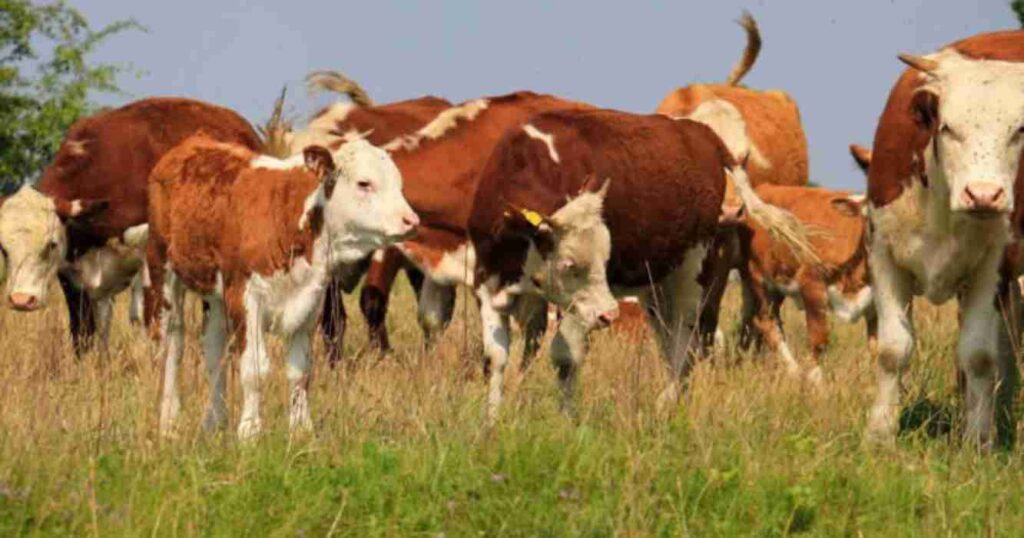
left=521, top=208, right=544, bottom=227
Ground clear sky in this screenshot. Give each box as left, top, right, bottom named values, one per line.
left=75, top=0, right=1017, bottom=191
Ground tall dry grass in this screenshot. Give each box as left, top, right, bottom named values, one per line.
left=0, top=276, right=1019, bottom=535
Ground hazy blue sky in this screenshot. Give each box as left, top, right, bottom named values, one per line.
left=75, top=1, right=1017, bottom=190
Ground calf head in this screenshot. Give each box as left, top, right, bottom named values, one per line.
left=506, top=179, right=619, bottom=330
left=0, top=186, right=106, bottom=311
left=304, top=141, right=419, bottom=264
left=899, top=51, right=1024, bottom=216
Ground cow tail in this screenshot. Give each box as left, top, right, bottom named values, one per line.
left=726, top=165, right=823, bottom=266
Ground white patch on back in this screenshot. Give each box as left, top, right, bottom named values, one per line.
left=383, top=99, right=489, bottom=151
left=680, top=99, right=771, bottom=169
left=287, top=102, right=357, bottom=155
left=522, top=124, right=560, bottom=163
left=251, top=153, right=304, bottom=170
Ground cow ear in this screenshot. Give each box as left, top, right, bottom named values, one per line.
left=303, top=145, right=337, bottom=197
left=910, top=90, right=939, bottom=131
left=849, top=144, right=872, bottom=174
left=830, top=195, right=866, bottom=218
left=55, top=198, right=109, bottom=222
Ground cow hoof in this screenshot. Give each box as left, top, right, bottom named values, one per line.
left=237, top=418, right=263, bottom=442
left=806, top=366, right=824, bottom=387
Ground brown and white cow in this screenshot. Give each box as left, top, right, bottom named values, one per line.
left=468, top=108, right=816, bottom=421
left=286, top=71, right=453, bottom=363
left=730, top=184, right=875, bottom=384
left=0, top=98, right=262, bottom=353
left=146, top=135, right=417, bottom=439
left=865, top=31, right=1024, bottom=449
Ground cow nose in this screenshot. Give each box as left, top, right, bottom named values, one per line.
left=597, top=308, right=619, bottom=328
left=961, top=183, right=1006, bottom=212
left=719, top=203, right=746, bottom=225
left=402, top=212, right=420, bottom=231
left=9, top=292, right=39, bottom=311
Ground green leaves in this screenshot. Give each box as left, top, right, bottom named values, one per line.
left=0, top=1, right=141, bottom=189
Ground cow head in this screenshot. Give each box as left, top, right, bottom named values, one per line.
left=507, top=179, right=619, bottom=330
left=306, top=141, right=419, bottom=264
left=0, top=186, right=107, bottom=311
left=899, top=50, right=1024, bottom=216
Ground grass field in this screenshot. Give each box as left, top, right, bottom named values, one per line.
left=0, top=276, right=1021, bottom=536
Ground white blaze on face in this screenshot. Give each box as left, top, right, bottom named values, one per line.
left=0, top=187, right=67, bottom=310
left=523, top=186, right=618, bottom=329
left=919, top=50, right=1024, bottom=213
left=320, top=139, right=419, bottom=263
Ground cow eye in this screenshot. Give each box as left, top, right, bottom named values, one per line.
left=44, top=240, right=57, bottom=255
left=357, top=180, right=374, bottom=192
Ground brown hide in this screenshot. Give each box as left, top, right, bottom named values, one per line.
left=655, top=85, right=807, bottom=188
left=147, top=136, right=320, bottom=302
left=393, top=92, right=593, bottom=269
left=747, top=185, right=867, bottom=289
left=311, top=96, right=451, bottom=149
left=868, top=30, right=1024, bottom=216
left=470, top=109, right=728, bottom=289
left=39, top=98, right=261, bottom=255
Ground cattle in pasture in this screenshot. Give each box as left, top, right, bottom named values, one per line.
left=145, top=135, right=417, bottom=439
left=864, top=30, right=1024, bottom=450
left=0, top=98, right=263, bottom=354
left=286, top=71, right=453, bottom=364
left=468, top=108, right=817, bottom=422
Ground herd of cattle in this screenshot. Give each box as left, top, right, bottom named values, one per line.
left=1, top=15, right=1022, bottom=450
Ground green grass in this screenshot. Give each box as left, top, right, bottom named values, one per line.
left=0, top=278, right=1020, bottom=536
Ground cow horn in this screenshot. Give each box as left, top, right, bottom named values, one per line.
left=898, top=53, right=939, bottom=74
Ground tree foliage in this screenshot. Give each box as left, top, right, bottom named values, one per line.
left=0, top=1, right=140, bottom=188
left=1014, top=0, right=1024, bottom=28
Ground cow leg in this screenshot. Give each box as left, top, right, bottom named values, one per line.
left=865, top=307, right=879, bottom=357
left=697, top=233, right=734, bottom=353
left=286, top=319, right=315, bottom=434
left=957, top=248, right=1004, bottom=451
left=418, top=279, right=456, bottom=345
left=128, top=272, right=145, bottom=325
left=476, top=284, right=511, bottom=425
left=798, top=277, right=829, bottom=386
left=358, top=250, right=406, bottom=354
left=58, top=273, right=97, bottom=357
left=737, top=264, right=760, bottom=352
left=94, top=295, right=114, bottom=351
left=157, top=268, right=186, bottom=438
left=866, top=245, right=915, bottom=443
left=201, top=297, right=228, bottom=432
left=748, top=271, right=799, bottom=375
left=236, top=285, right=270, bottom=441
left=514, top=292, right=548, bottom=372
left=550, top=312, right=589, bottom=418
left=320, top=278, right=347, bottom=368
left=641, top=244, right=707, bottom=410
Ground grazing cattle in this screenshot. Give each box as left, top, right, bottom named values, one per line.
left=864, top=31, right=1024, bottom=449
left=468, top=108, right=816, bottom=421
left=145, top=135, right=417, bottom=439
left=0, top=98, right=262, bottom=353
left=286, top=71, right=453, bottom=363
left=303, top=91, right=595, bottom=368
left=730, top=184, right=875, bottom=384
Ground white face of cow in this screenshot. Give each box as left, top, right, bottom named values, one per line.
left=0, top=187, right=67, bottom=310
left=311, top=140, right=419, bottom=264
left=907, top=50, right=1024, bottom=215
left=520, top=183, right=619, bottom=330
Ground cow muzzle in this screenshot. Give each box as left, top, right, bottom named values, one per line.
left=9, top=292, right=41, bottom=311
left=959, top=183, right=1009, bottom=215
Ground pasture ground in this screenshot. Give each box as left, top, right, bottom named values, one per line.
left=0, top=277, right=1021, bottom=536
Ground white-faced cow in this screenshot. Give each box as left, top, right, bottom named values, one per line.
left=146, top=135, right=417, bottom=440
left=284, top=71, right=453, bottom=363
left=865, top=31, right=1024, bottom=449
left=0, top=98, right=263, bottom=354
left=468, top=108, right=818, bottom=422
